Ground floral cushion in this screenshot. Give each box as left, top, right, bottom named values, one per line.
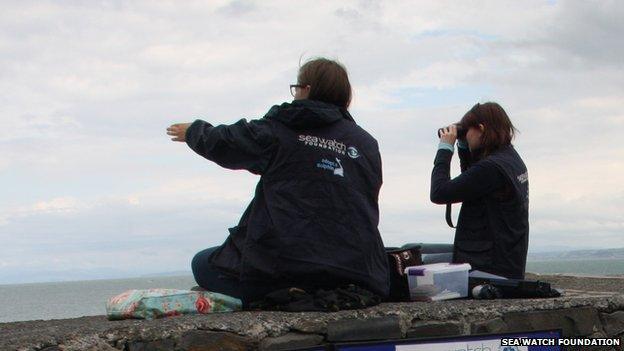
left=106, top=289, right=242, bottom=320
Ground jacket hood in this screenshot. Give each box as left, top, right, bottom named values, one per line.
left=263, top=99, right=355, bottom=129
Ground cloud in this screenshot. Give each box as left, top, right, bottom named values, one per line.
left=1, top=0, right=623, bottom=283
left=31, top=196, right=80, bottom=213
left=0, top=177, right=254, bottom=283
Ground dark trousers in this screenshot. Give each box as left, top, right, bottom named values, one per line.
left=192, top=243, right=455, bottom=303
left=191, top=246, right=243, bottom=299
left=191, top=246, right=291, bottom=305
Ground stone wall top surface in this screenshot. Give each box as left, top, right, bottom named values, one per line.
left=2, top=273, right=624, bottom=351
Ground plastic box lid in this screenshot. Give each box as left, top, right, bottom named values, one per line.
left=404, top=263, right=471, bottom=276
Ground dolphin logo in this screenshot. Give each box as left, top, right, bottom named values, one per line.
left=333, top=158, right=344, bottom=177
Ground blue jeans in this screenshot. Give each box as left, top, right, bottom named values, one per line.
left=191, top=247, right=242, bottom=299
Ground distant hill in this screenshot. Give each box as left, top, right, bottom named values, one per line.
left=528, top=247, right=624, bottom=261
left=0, top=268, right=192, bottom=285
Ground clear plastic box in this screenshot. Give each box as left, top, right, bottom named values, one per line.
left=404, top=262, right=472, bottom=301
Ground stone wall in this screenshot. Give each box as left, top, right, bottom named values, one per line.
left=3, top=274, right=624, bottom=351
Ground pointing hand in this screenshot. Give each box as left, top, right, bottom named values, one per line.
left=166, top=123, right=191, bottom=142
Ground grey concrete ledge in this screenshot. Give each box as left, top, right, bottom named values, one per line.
left=2, top=274, right=624, bottom=351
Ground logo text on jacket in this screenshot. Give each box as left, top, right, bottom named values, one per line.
left=298, top=135, right=346, bottom=155
left=316, top=158, right=344, bottom=177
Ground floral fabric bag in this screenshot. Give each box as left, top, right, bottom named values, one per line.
left=106, top=288, right=242, bottom=320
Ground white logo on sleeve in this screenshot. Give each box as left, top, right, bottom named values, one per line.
left=517, top=172, right=528, bottom=184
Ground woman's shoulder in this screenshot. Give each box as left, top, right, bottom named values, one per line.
left=485, top=145, right=527, bottom=169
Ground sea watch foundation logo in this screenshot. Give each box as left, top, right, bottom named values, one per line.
left=298, top=134, right=349, bottom=155
left=347, top=146, right=360, bottom=158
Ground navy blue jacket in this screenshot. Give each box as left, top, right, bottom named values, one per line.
left=185, top=100, right=390, bottom=302
left=431, top=145, right=529, bottom=279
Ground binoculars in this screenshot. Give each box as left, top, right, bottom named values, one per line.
left=437, top=123, right=467, bottom=139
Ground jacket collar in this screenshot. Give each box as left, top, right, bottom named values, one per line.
left=264, top=99, right=354, bottom=129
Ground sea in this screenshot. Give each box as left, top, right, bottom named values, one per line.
left=2, top=259, right=624, bottom=323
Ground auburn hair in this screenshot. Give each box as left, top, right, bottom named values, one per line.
left=297, top=58, right=352, bottom=109
left=460, top=102, right=518, bottom=156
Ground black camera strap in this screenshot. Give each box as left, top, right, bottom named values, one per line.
left=445, top=203, right=455, bottom=228
left=442, top=103, right=481, bottom=229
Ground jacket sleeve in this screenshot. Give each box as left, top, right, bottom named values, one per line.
left=185, top=118, right=277, bottom=175
left=430, top=149, right=506, bottom=204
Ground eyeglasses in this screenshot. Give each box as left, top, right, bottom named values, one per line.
left=290, top=84, right=306, bottom=97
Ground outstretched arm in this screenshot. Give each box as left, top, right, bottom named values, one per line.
left=167, top=118, right=277, bottom=175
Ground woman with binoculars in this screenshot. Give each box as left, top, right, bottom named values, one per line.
left=431, top=103, right=529, bottom=279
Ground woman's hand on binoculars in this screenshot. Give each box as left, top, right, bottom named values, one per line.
left=439, top=124, right=458, bottom=145
left=167, top=123, right=192, bottom=142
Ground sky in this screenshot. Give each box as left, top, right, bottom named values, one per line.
left=1, top=0, right=623, bottom=284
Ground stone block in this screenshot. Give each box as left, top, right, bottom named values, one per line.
left=291, top=320, right=327, bottom=335
left=259, top=332, right=324, bottom=350
left=471, top=318, right=508, bottom=335
left=178, top=330, right=253, bottom=351
left=601, top=311, right=624, bottom=337
left=502, top=307, right=602, bottom=337
left=407, top=321, right=463, bottom=338
left=326, top=316, right=402, bottom=342
left=127, top=339, right=175, bottom=351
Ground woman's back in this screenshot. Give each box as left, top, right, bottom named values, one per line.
left=453, top=145, right=529, bottom=279
left=180, top=58, right=390, bottom=305
left=233, top=100, right=389, bottom=301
